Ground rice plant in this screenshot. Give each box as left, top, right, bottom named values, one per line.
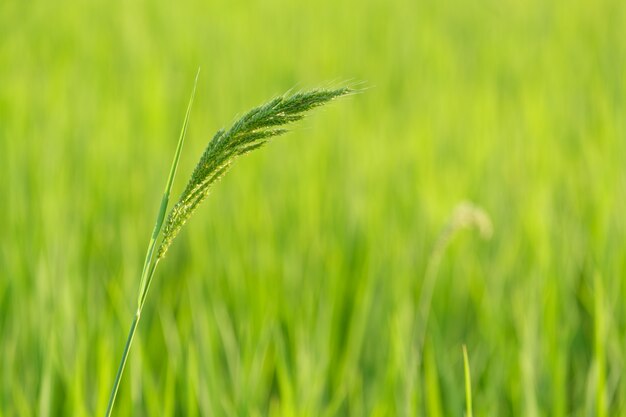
left=404, top=202, right=492, bottom=415
left=104, top=73, right=352, bottom=416
left=415, top=202, right=492, bottom=361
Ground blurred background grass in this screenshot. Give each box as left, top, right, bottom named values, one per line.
left=1, top=0, right=625, bottom=415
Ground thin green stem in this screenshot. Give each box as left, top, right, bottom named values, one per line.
left=139, top=259, right=160, bottom=312
left=105, top=257, right=161, bottom=417
left=105, top=312, right=141, bottom=417
left=104, top=238, right=158, bottom=417
left=463, top=345, right=473, bottom=417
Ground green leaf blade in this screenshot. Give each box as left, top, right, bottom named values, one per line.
left=136, top=68, right=200, bottom=309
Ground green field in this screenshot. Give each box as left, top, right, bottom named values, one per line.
left=1, top=0, right=625, bottom=415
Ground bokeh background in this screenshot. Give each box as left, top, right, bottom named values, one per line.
left=1, top=0, right=625, bottom=415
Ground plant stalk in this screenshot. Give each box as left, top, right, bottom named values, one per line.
left=105, top=311, right=140, bottom=417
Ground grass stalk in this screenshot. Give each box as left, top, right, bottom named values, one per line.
left=104, top=77, right=352, bottom=416
left=404, top=202, right=491, bottom=415
left=414, top=202, right=492, bottom=361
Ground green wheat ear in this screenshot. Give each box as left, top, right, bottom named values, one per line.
left=157, top=87, right=352, bottom=260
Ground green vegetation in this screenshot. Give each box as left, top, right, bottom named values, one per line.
left=1, top=0, right=625, bottom=415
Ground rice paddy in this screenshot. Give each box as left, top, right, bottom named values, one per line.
left=1, top=0, right=625, bottom=415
